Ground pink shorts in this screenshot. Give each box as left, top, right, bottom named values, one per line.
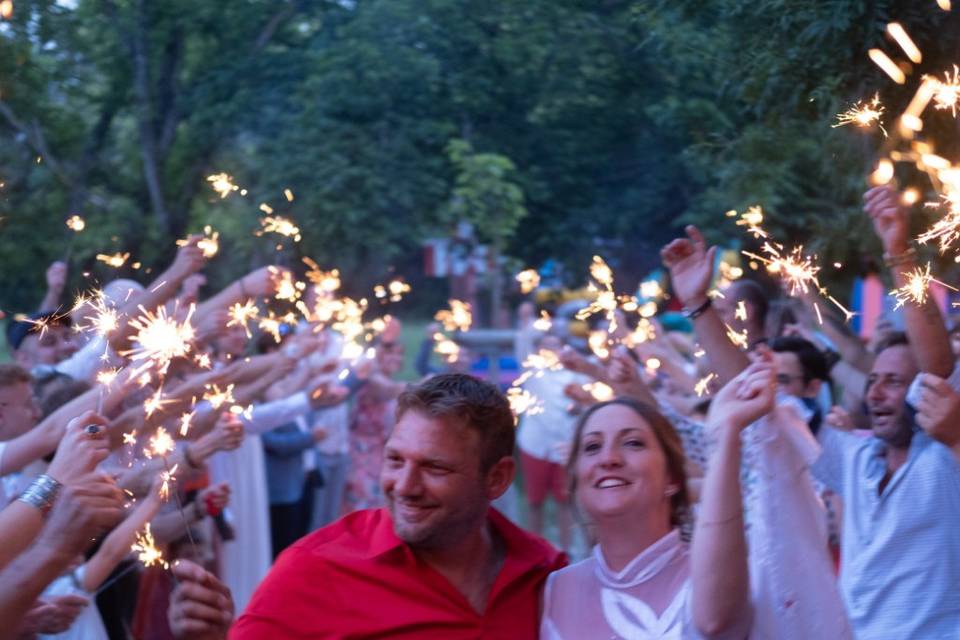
left=520, top=451, right=569, bottom=506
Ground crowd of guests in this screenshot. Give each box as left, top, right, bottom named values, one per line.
left=0, top=183, right=957, bottom=639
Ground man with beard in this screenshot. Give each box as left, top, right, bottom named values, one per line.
left=229, top=373, right=565, bottom=639
left=810, top=186, right=960, bottom=638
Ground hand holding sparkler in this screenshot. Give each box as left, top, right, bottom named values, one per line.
left=47, top=411, right=111, bottom=485
left=660, top=225, right=716, bottom=307
left=37, top=472, right=124, bottom=557
left=167, top=559, right=234, bottom=639
left=606, top=348, right=657, bottom=405
left=706, top=355, right=777, bottom=433
left=39, top=261, right=67, bottom=311
left=864, top=185, right=911, bottom=255
left=180, top=274, right=207, bottom=306
left=168, top=236, right=207, bottom=281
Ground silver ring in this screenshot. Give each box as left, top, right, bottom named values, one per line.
left=85, top=424, right=101, bottom=436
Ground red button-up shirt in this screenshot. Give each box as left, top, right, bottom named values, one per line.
left=231, top=507, right=567, bottom=639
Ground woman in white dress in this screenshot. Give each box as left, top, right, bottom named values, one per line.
left=541, top=361, right=775, bottom=639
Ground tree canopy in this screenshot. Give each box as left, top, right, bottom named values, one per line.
left=1, top=0, right=957, bottom=311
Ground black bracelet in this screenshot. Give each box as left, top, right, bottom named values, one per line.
left=683, top=298, right=712, bottom=320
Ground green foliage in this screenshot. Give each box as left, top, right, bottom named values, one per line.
left=2, top=0, right=960, bottom=312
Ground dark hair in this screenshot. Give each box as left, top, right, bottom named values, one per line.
left=874, top=330, right=909, bottom=355
left=396, top=373, right=515, bottom=471
left=770, top=335, right=829, bottom=383
left=566, top=397, right=690, bottom=528
left=733, top=280, right=769, bottom=328
left=38, top=378, right=91, bottom=419
left=0, top=363, right=32, bottom=388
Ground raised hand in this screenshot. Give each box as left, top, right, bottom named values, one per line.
left=863, top=186, right=910, bottom=255
left=914, top=373, right=960, bottom=448
left=47, top=411, right=112, bottom=485
left=39, top=472, right=124, bottom=556
left=660, top=225, right=716, bottom=307
left=707, top=356, right=776, bottom=432
left=168, top=235, right=206, bottom=282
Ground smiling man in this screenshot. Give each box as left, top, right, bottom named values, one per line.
left=231, top=373, right=566, bottom=639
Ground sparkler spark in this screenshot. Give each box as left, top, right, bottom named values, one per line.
left=742, top=243, right=821, bottom=296
left=227, top=299, right=259, bottom=338
left=583, top=382, right=614, bottom=402
left=65, top=215, right=85, bottom=232
left=124, top=304, right=196, bottom=377
left=433, top=332, right=461, bottom=363
left=374, top=279, right=411, bottom=302
left=143, top=387, right=172, bottom=419
left=303, top=259, right=341, bottom=294
left=833, top=94, right=887, bottom=136
left=271, top=268, right=305, bottom=302
left=515, top=269, right=541, bottom=294
left=207, top=173, right=240, bottom=199
left=735, top=300, right=748, bottom=321
left=257, top=215, right=302, bottom=242
left=435, top=300, right=473, bottom=332
left=177, top=225, right=220, bottom=258
left=203, top=383, right=236, bottom=410
left=159, top=464, right=178, bottom=501
left=132, top=524, right=168, bottom=569
left=695, top=373, right=718, bottom=397
left=96, top=368, right=120, bottom=387
left=725, top=324, right=750, bottom=350
left=588, top=330, right=610, bottom=360
left=507, top=387, right=543, bottom=418
left=891, top=262, right=958, bottom=308
left=886, top=23, right=922, bottom=64
left=532, top=311, right=552, bottom=332
left=179, top=411, right=194, bottom=437
left=930, top=65, right=960, bottom=116
left=733, top=206, right=767, bottom=239
left=96, top=252, right=130, bottom=268
left=145, top=426, right=175, bottom=459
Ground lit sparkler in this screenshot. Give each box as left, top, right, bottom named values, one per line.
left=227, top=299, right=259, bottom=338
left=203, top=383, right=236, bottom=410
left=132, top=524, right=168, bottom=569
left=583, top=381, right=614, bottom=402
left=930, top=65, right=960, bottom=116
left=695, top=373, right=718, bottom=397
left=177, top=225, right=220, bottom=258
left=207, top=173, right=240, bottom=199
left=891, top=262, right=958, bottom=308
left=833, top=94, right=887, bottom=136
left=532, top=311, right=552, bottom=332
left=96, top=252, right=130, bottom=268
left=507, top=387, right=543, bottom=418
left=374, top=279, right=411, bottom=302
left=65, top=215, right=85, bottom=232
left=178, top=411, right=194, bottom=437
left=257, top=215, right=302, bottom=242
left=433, top=332, right=461, bottom=363
left=725, top=323, right=750, bottom=350
left=271, top=268, right=305, bottom=302
left=145, top=426, right=175, bottom=459
left=435, top=300, right=473, bottom=332
left=124, top=304, right=196, bottom=377
left=159, top=464, right=178, bottom=501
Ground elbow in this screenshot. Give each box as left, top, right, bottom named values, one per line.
left=694, top=611, right=743, bottom=639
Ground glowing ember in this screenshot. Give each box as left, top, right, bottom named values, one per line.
left=735, top=300, right=748, bottom=321
left=833, top=93, right=887, bottom=136
left=374, top=279, right=411, bottom=302
left=271, top=268, right=305, bottom=302
left=122, top=431, right=137, bottom=446
left=532, top=311, right=552, bottom=332
left=515, top=269, right=541, bottom=294
left=207, top=173, right=240, bottom=199
left=177, top=225, right=219, bottom=258
left=179, top=411, right=194, bottom=437
left=433, top=332, right=461, bottom=363
left=65, top=215, right=85, bottom=232
left=132, top=524, right=168, bottom=569
left=725, top=324, right=750, bottom=350
left=639, top=279, right=663, bottom=300
left=96, top=368, right=120, bottom=387
left=304, top=259, right=341, bottom=293
left=588, top=330, right=610, bottom=360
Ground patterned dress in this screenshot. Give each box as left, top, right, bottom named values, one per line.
left=341, top=387, right=396, bottom=514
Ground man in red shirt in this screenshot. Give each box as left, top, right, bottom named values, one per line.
left=171, top=373, right=566, bottom=639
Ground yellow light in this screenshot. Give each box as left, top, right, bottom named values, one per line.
left=65, top=215, right=85, bottom=232
left=870, top=158, right=895, bottom=185
left=886, top=23, right=922, bottom=64
left=868, top=49, right=906, bottom=84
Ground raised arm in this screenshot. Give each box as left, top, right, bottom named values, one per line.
left=690, top=359, right=775, bottom=637
left=865, top=186, right=954, bottom=377
left=661, top=225, right=750, bottom=385
left=38, top=261, right=67, bottom=312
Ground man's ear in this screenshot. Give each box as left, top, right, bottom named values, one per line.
left=485, top=456, right=516, bottom=500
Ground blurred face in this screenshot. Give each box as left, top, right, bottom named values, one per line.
left=376, top=342, right=405, bottom=377
left=382, top=410, right=509, bottom=550
left=865, top=345, right=918, bottom=446
left=574, top=404, right=673, bottom=523
left=15, top=325, right=78, bottom=368
left=216, top=324, right=249, bottom=359
left=0, top=382, right=40, bottom=439
left=772, top=351, right=818, bottom=399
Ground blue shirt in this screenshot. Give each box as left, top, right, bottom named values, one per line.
left=813, top=428, right=960, bottom=638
